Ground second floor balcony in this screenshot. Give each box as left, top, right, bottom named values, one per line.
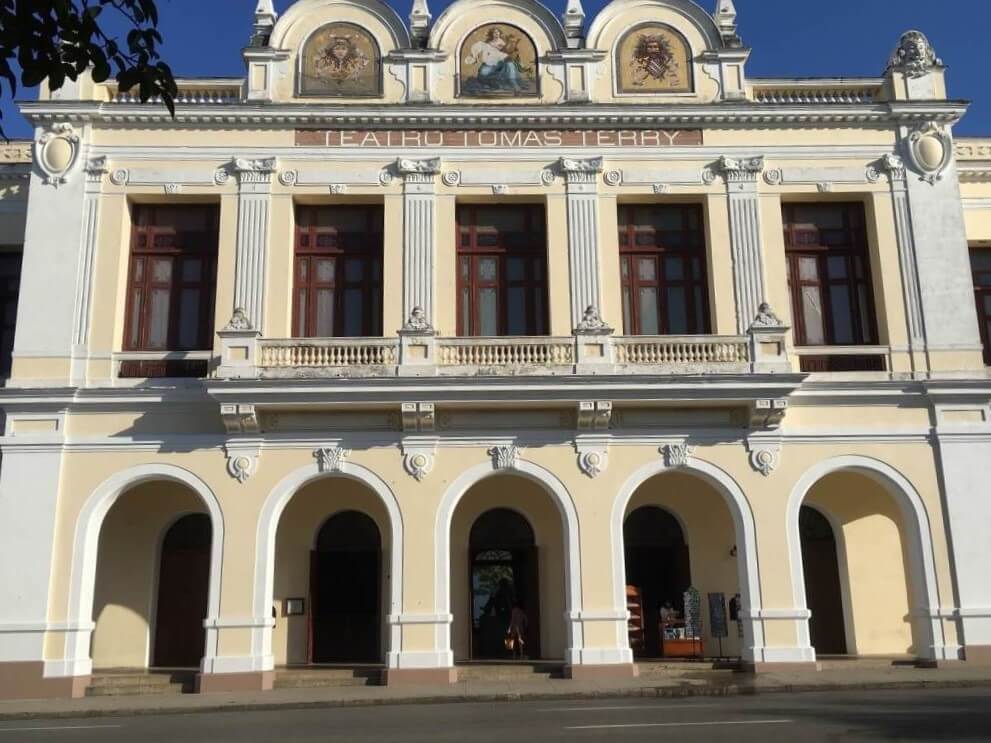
left=214, top=306, right=792, bottom=381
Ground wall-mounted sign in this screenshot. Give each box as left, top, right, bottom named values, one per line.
left=295, top=129, right=703, bottom=149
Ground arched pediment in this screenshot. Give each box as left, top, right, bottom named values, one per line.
left=271, top=0, right=410, bottom=50
left=586, top=0, right=723, bottom=52
left=429, top=0, right=567, bottom=52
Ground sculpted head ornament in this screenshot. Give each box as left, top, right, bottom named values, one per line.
left=889, top=30, right=941, bottom=78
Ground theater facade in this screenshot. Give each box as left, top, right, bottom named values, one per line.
left=1, top=0, right=991, bottom=699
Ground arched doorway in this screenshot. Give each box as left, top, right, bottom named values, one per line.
left=89, top=479, right=215, bottom=671
left=469, top=508, right=540, bottom=660
left=799, top=506, right=847, bottom=655
left=624, top=506, right=691, bottom=658
left=796, top=469, right=921, bottom=657
left=310, top=511, right=382, bottom=664
left=153, top=514, right=212, bottom=668
left=618, top=471, right=744, bottom=661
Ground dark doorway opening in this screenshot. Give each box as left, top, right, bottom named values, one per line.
left=153, top=513, right=211, bottom=668
left=800, top=506, right=848, bottom=655
left=310, top=511, right=382, bottom=664
left=469, top=508, right=541, bottom=660
left=623, top=506, right=691, bottom=658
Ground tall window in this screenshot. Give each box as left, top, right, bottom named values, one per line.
left=123, top=206, right=219, bottom=377
left=0, top=250, right=22, bottom=377
left=972, top=248, right=991, bottom=365
left=618, top=204, right=709, bottom=336
left=293, top=206, right=383, bottom=338
left=457, top=205, right=548, bottom=336
left=783, top=203, right=880, bottom=371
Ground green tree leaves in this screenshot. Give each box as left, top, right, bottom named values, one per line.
left=0, top=0, right=177, bottom=138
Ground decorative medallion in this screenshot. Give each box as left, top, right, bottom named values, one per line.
left=540, top=169, right=556, bottom=186
left=110, top=168, right=129, bottom=186
left=315, top=446, right=351, bottom=473
left=442, top=171, right=461, bottom=187
left=403, top=449, right=434, bottom=481
left=36, top=123, right=80, bottom=186
left=299, top=22, right=381, bottom=97
left=578, top=449, right=607, bottom=479
left=225, top=448, right=258, bottom=484
left=279, top=169, right=298, bottom=187
left=652, top=183, right=671, bottom=194
left=661, top=443, right=695, bottom=468
left=748, top=446, right=779, bottom=477
left=763, top=168, right=783, bottom=186
left=616, top=24, right=692, bottom=94
left=459, top=24, right=539, bottom=98
left=329, top=184, right=348, bottom=194
left=164, top=183, right=180, bottom=194
left=603, top=170, right=623, bottom=186
left=489, top=445, right=521, bottom=470
left=492, top=184, right=509, bottom=195
left=907, top=123, right=952, bottom=185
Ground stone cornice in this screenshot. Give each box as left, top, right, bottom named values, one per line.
left=18, top=100, right=969, bottom=130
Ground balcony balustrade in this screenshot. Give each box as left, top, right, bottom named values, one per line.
left=216, top=324, right=789, bottom=380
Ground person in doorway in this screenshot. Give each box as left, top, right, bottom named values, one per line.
left=507, top=601, right=529, bottom=660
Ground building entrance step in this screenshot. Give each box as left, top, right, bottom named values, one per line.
left=455, top=661, right=564, bottom=681
left=86, top=670, right=196, bottom=697
left=274, top=665, right=384, bottom=689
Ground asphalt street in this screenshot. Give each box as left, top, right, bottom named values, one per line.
left=1, top=688, right=989, bottom=741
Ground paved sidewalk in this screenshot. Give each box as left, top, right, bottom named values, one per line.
left=2, top=664, right=990, bottom=722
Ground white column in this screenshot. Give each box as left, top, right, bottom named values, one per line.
left=870, top=154, right=926, bottom=353
left=230, top=157, right=275, bottom=331
left=560, top=157, right=603, bottom=328
left=900, top=124, right=982, bottom=353
left=69, top=157, right=108, bottom=385
left=397, top=157, right=439, bottom=325
left=932, top=402, right=991, bottom=663
left=0, top=415, right=74, bottom=677
left=713, top=156, right=768, bottom=333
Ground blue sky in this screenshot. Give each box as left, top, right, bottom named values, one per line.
left=3, top=0, right=990, bottom=138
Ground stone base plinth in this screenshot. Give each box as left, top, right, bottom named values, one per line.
left=196, top=671, right=275, bottom=694
left=0, top=662, right=89, bottom=700
left=383, top=667, right=458, bottom=686
left=565, top=663, right=639, bottom=680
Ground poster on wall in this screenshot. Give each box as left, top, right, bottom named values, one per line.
left=299, top=23, right=381, bottom=97
left=616, top=24, right=693, bottom=94
left=459, top=23, right=539, bottom=98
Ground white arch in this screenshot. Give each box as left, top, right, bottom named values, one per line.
left=435, top=459, right=583, bottom=665
left=429, top=0, right=567, bottom=51
left=62, top=464, right=225, bottom=678
left=611, top=457, right=766, bottom=664
left=785, top=455, right=951, bottom=661
left=253, top=462, right=404, bottom=671
left=270, top=0, right=411, bottom=50
left=586, top=0, right=724, bottom=52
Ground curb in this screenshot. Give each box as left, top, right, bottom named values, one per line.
left=2, top=678, right=991, bottom=722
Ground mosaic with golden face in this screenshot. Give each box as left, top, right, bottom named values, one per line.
left=459, top=23, right=539, bottom=98
left=616, top=24, right=692, bottom=94
left=299, top=23, right=380, bottom=97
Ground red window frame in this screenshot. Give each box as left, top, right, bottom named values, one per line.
left=783, top=203, right=879, bottom=347
left=618, top=204, right=710, bottom=336
left=456, top=204, right=548, bottom=337
left=972, top=247, right=991, bottom=366
left=292, top=205, right=384, bottom=338
left=123, top=205, right=219, bottom=353
left=0, top=250, right=22, bottom=377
